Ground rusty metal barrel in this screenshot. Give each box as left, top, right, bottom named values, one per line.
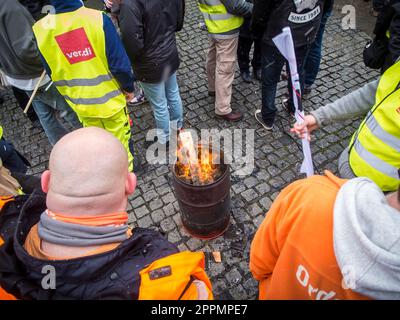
left=172, top=152, right=231, bottom=240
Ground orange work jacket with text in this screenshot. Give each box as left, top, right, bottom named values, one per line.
left=250, top=171, right=369, bottom=300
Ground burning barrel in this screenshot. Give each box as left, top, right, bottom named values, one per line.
left=172, top=144, right=231, bottom=239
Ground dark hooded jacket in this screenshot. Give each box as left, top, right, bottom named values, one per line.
left=252, top=0, right=332, bottom=48
left=119, top=0, right=185, bottom=83
left=0, top=193, right=179, bottom=299
left=374, top=0, right=400, bottom=71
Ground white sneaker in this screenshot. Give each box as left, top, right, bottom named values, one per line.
left=254, top=110, right=273, bottom=130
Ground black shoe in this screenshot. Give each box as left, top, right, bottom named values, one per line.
left=133, top=154, right=143, bottom=173
left=208, top=91, right=215, bottom=97
left=241, top=70, right=252, bottom=83
left=254, top=68, right=262, bottom=81
left=303, top=86, right=312, bottom=96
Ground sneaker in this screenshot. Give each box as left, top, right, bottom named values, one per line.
left=241, top=70, right=252, bottom=83
left=254, top=110, right=273, bottom=130
left=128, top=90, right=147, bottom=107
left=281, top=98, right=295, bottom=118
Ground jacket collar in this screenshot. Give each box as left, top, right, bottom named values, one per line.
left=49, top=0, right=84, bottom=14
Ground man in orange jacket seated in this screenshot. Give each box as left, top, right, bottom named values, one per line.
left=250, top=171, right=400, bottom=300
left=0, top=127, right=212, bottom=300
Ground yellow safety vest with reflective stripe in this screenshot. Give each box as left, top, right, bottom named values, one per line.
left=0, top=126, right=3, bottom=140
left=32, top=7, right=126, bottom=119
left=348, top=60, right=400, bottom=191
left=198, top=0, right=243, bottom=34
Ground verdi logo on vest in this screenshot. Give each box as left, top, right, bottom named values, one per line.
left=55, top=27, right=96, bottom=64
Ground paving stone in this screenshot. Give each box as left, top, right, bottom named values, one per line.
left=130, top=196, right=145, bottom=209
left=241, top=189, right=259, bottom=202
left=151, top=209, right=165, bottom=224
left=149, top=198, right=163, bottom=211
left=133, top=204, right=149, bottom=219
left=225, top=268, right=242, bottom=286
left=137, top=215, right=153, bottom=228
left=159, top=217, right=176, bottom=233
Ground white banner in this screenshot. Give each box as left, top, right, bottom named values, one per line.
left=272, top=27, right=314, bottom=177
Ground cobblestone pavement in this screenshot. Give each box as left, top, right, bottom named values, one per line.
left=0, top=2, right=379, bottom=300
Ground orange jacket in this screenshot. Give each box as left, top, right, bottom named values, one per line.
left=0, top=196, right=16, bottom=300
left=250, top=171, right=369, bottom=300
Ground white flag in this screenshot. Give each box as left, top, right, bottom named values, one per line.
left=273, top=27, right=314, bottom=177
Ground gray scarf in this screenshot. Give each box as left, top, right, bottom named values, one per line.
left=38, top=211, right=129, bottom=247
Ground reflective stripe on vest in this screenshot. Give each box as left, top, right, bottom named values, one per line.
left=54, top=73, right=113, bottom=87
left=353, top=140, right=399, bottom=180
left=366, top=115, right=400, bottom=152
left=349, top=60, right=400, bottom=191
left=64, top=89, right=121, bottom=105
left=32, top=7, right=126, bottom=119
left=198, top=0, right=243, bottom=34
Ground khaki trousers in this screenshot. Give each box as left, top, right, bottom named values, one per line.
left=206, top=36, right=239, bottom=115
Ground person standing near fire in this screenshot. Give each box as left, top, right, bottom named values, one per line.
left=198, top=0, right=253, bottom=122
left=237, top=0, right=262, bottom=83
left=118, top=0, right=185, bottom=148
left=252, top=0, right=328, bottom=130
left=32, top=0, right=136, bottom=171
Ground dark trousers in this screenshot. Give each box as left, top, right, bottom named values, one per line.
left=373, top=0, right=388, bottom=11
left=0, top=138, right=28, bottom=174
left=237, top=36, right=262, bottom=73
left=11, top=86, right=39, bottom=123
left=261, top=43, right=310, bottom=126
left=304, top=8, right=332, bottom=88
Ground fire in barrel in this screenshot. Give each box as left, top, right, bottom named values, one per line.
left=172, top=132, right=231, bottom=239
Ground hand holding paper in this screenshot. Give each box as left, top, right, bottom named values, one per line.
left=272, top=27, right=314, bottom=177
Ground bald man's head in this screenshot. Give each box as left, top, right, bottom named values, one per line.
left=42, top=127, right=136, bottom=215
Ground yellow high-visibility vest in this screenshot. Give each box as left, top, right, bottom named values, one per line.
left=197, top=0, right=243, bottom=34
left=349, top=60, right=400, bottom=191
left=32, top=6, right=126, bottom=119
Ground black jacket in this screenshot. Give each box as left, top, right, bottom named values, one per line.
left=18, top=0, right=50, bottom=21
left=0, top=193, right=179, bottom=299
left=252, top=0, right=330, bottom=47
left=374, top=0, right=400, bottom=71
left=239, top=0, right=258, bottom=39
left=119, top=0, right=185, bottom=83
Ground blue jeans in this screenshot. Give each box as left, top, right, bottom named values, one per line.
left=304, top=9, right=332, bottom=88
left=140, top=72, right=183, bottom=144
left=27, top=84, right=81, bottom=146
left=261, top=44, right=310, bottom=126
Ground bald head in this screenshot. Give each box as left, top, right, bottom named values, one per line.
left=42, top=127, right=136, bottom=215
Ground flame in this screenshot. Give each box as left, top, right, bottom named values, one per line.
left=176, top=145, right=222, bottom=185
